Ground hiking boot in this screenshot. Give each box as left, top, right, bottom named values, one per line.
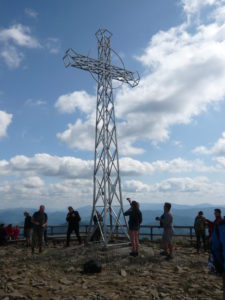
left=160, top=251, right=168, bottom=256
left=129, top=252, right=135, bottom=256
left=134, top=252, right=138, bottom=257
left=39, top=247, right=42, bottom=253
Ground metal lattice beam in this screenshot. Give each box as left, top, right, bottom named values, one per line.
left=63, top=28, right=139, bottom=247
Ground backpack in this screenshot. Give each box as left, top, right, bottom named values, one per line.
left=211, top=219, right=225, bottom=274
left=83, top=260, right=102, bottom=274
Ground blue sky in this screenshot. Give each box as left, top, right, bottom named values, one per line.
left=1, top=0, right=225, bottom=210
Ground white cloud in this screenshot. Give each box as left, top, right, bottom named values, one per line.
left=0, top=24, right=40, bottom=48
left=181, top=0, right=218, bottom=15
left=25, top=8, right=38, bottom=19
left=45, top=37, right=61, bottom=54
left=56, top=2, right=225, bottom=155
left=25, top=99, right=47, bottom=107
left=193, top=131, right=225, bottom=156
left=0, top=153, right=224, bottom=208
left=55, top=90, right=96, bottom=114
left=0, top=110, right=13, bottom=139
left=0, top=45, right=24, bottom=69
left=0, top=24, right=40, bottom=68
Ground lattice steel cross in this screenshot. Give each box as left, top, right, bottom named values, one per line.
left=63, top=29, right=139, bottom=247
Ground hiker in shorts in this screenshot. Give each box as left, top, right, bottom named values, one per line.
left=31, top=205, right=48, bottom=254
left=194, top=211, right=207, bottom=253
left=156, top=202, right=174, bottom=259
left=124, top=199, right=142, bottom=257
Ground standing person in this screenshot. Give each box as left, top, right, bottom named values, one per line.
left=124, top=199, right=142, bottom=257
left=156, top=202, right=174, bottom=260
left=207, top=208, right=222, bottom=241
left=24, top=211, right=32, bottom=247
left=194, top=211, right=207, bottom=253
left=31, top=205, right=48, bottom=254
left=211, top=217, right=225, bottom=300
left=66, top=206, right=82, bottom=247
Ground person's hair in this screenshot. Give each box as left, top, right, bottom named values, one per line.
left=131, top=201, right=138, bottom=209
left=198, top=211, right=203, bottom=215
left=164, top=202, right=171, bottom=210
left=215, top=208, right=221, bottom=214
left=68, top=206, right=73, bottom=210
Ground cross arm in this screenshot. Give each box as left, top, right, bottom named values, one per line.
left=63, top=48, right=139, bottom=87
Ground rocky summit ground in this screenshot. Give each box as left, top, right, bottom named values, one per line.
left=0, top=240, right=223, bottom=300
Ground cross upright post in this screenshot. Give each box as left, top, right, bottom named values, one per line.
left=63, top=29, right=139, bottom=247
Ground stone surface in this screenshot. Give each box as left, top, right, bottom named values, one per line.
left=0, top=241, right=223, bottom=299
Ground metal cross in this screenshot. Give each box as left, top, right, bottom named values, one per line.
left=63, top=29, right=139, bottom=247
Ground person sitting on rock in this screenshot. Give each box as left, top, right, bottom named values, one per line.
left=66, top=206, right=82, bottom=247
left=194, top=211, right=207, bottom=253
left=156, top=202, right=174, bottom=260
left=124, top=198, right=142, bottom=257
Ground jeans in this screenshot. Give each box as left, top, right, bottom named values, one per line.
left=67, top=225, right=81, bottom=246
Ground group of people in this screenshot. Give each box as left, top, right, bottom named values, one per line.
left=0, top=224, right=20, bottom=245
left=194, top=208, right=223, bottom=253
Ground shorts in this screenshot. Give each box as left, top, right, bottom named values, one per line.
left=24, top=228, right=31, bottom=239
left=163, top=229, right=173, bottom=245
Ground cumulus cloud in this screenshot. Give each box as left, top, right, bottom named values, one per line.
left=0, top=24, right=40, bottom=68
left=0, top=110, right=13, bottom=139
left=193, top=131, right=225, bottom=156
left=55, top=90, right=96, bottom=114
left=0, top=153, right=216, bottom=179
left=56, top=1, right=225, bottom=155
left=0, top=153, right=224, bottom=208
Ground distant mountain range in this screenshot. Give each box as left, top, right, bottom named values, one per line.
left=0, top=203, right=224, bottom=226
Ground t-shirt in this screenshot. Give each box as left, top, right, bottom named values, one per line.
left=161, top=212, right=174, bottom=233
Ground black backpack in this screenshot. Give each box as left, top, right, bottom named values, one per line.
left=83, top=260, right=102, bottom=274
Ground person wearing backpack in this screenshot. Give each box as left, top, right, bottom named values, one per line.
left=66, top=206, right=82, bottom=246
left=124, top=199, right=142, bottom=257
left=194, top=211, right=207, bottom=253
left=211, top=217, right=225, bottom=299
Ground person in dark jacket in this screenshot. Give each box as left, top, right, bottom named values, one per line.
left=194, top=211, right=207, bottom=253
left=24, top=211, right=32, bottom=247
left=31, top=205, right=48, bottom=254
left=124, top=199, right=142, bottom=256
left=66, top=206, right=82, bottom=246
